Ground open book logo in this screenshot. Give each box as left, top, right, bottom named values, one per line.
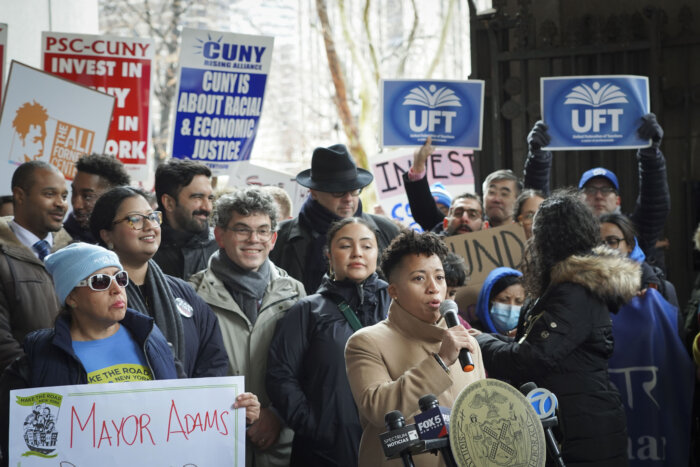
left=564, top=82, right=628, bottom=107
left=403, top=85, right=462, bottom=109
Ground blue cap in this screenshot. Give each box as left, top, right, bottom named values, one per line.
left=430, top=183, right=452, bottom=209
left=578, top=167, right=619, bottom=190
left=45, top=243, right=123, bottom=304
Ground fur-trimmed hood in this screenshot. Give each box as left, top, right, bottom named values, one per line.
left=550, top=245, right=641, bottom=309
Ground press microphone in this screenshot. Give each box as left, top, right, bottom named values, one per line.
left=520, top=382, right=565, bottom=467
left=379, top=410, right=419, bottom=467
left=439, top=300, right=474, bottom=372
left=415, top=394, right=457, bottom=467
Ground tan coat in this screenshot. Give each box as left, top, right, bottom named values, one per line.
left=345, top=301, right=486, bottom=467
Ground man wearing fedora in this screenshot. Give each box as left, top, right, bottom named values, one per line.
left=270, top=144, right=400, bottom=295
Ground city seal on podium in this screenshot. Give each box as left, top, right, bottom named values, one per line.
left=450, top=378, right=546, bottom=466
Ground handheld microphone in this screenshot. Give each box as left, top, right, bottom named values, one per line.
left=439, top=300, right=474, bottom=372
left=380, top=410, right=419, bottom=467
left=519, top=382, right=565, bottom=467
left=415, top=394, right=457, bottom=467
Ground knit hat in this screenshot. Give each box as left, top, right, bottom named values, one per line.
left=45, top=243, right=123, bottom=304
left=430, top=183, right=452, bottom=210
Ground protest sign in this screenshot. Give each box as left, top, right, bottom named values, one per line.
left=541, top=75, right=650, bottom=150
left=9, top=376, right=246, bottom=466
left=42, top=32, right=154, bottom=182
left=0, top=61, right=113, bottom=188
left=226, top=161, right=308, bottom=217
left=447, top=223, right=526, bottom=322
left=0, top=24, right=6, bottom=109
left=370, top=148, right=475, bottom=230
left=381, top=79, right=484, bottom=149
left=171, top=28, right=274, bottom=175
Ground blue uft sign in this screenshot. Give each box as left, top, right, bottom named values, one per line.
left=381, top=79, right=484, bottom=149
left=541, top=75, right=650, bottom=150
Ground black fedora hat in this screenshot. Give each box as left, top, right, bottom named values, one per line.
left=296, top=144, right=374, bottom=192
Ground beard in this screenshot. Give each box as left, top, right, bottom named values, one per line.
left=173, top=207, right=210, bottom=233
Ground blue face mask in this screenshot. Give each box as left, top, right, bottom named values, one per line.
left=490, top=302, right=522, bottom=334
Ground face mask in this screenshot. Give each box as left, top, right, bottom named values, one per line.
left=490, top=302, right=522, bottom=334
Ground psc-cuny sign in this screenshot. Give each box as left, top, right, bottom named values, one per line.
left=0, top=24, right=6, bottom=109
left=381, top=79, right=484, bottom=149
left=9, top=376, right=245, bottom=466
left=370, top=148, right=475, bottom=231
left=171, top=28, right=274, bottom=175
left=42, top=32, right=154, bottom=181
left=541, top=75, right=650, bottom=150
left=0, top=61, right=113, bottom=188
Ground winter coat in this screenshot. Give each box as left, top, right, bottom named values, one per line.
left=476, top=246, right=639, bottom=466
left=345, top=301, right=486, bottom=467
left=164, top=275, right=229, bottom=378
left=0, top=308, right=181, bottom=465
left=62, top=212, right=98, bottom=244
left=152, top=222, right=218, bottom=281
left=0, top=217, right=72, bottom=372
left=189, top=261, right=306, bottom=467
left=269, top=212, right=400, bottom=295
left=523, top=147, right=670, bottom=261
left=266, top=273, right=390, bottom=467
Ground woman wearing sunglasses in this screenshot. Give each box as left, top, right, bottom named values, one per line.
left=89, top=186, right=229, bottom=379
left=0, top=243, right=259, bottom=461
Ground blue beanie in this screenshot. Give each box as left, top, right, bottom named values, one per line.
left=45, top=243, right=123, bottom=304
left=430, top=183, right=452, bottom=210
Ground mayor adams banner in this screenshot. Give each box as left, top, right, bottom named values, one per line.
left=381, top=79, right=484, bottom=149
left=42, top=32, right=154, bottom=182
left=8, top=377, right=246, bottom=466
left=171, top=28, right=274, bottom=176
left=0, top=61, right=113, bottom=189
left=541, top=75, right=650, bottom=150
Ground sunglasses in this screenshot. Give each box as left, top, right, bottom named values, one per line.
left=76, top=270, right=129, bottom=291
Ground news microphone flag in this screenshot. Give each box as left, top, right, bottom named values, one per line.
left=415, top=394, right=451, bottom=439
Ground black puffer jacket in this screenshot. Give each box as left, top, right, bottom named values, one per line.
left=152, top=223, right=218, bottom=281
left=266, top=273, right=389, bottom=467
left=477, top=247, right=640, bottom=466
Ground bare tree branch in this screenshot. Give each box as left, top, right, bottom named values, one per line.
left=426, top=0, right=456, bottom=78
left=396, top=0, right=419, bottom=75
left=363, top=0, right=381, bottom=82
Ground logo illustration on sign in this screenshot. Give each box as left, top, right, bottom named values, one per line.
left=403, top=85, right=461, bottom=134
left=15, top=392, right=63, bottom=459
left=564, top=82, right=628, bottom=134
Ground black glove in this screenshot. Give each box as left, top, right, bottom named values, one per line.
left=527, top=121, right=551, bottom=152
left=637, top=113, right=663, bottom=149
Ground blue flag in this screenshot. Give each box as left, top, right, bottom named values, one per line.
left=608, top=288, right=695, bottom=466
left=541, top=75, right=650, bottom=150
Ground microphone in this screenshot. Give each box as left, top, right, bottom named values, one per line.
left=379, top=410, right=419, bottom=467
left=414, top=394, right=451, bottom=439
left=415, top=394, right=457, bottom=467
left=519, top=382, right=565, bottom=467
left=439, top=300, right=474, bottom=372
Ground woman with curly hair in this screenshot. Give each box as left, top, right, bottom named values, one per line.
left=475, top=189, right=637, bottom=466
left=345, top=230, right=485, bottom=467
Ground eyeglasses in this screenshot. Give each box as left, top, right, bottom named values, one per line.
left=228, top=226, right=274, bottom=241
left=76, top=270, right=129, bottom=291
left=602, top=236, right=625, bottom=248
left=581, top=186, right=616, bottom=196
left=450, top=208, right=482, bottom=220
left=518, top=212, right=535, bottom=224
left=112, top=211, right=163, bottom=230
left=331, top=188, right=362, bottom=198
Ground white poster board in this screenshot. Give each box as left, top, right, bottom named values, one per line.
left=0, top=61, right=114, bottom=188
left=9, top=376, right=245, bottom=466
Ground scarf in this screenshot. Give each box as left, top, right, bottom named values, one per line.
left=209, top=249, right=271, bottom=324
left=298, top=197, right=362, bottom=293
left=125, top=259, right=185, bottom=363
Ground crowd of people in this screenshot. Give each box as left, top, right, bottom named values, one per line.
left=0, top=112, right=697, bottom=467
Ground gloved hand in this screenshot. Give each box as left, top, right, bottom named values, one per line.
left=527, top=121, right=551, bottom=152
left=637, top=113, right=663, bottom=149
